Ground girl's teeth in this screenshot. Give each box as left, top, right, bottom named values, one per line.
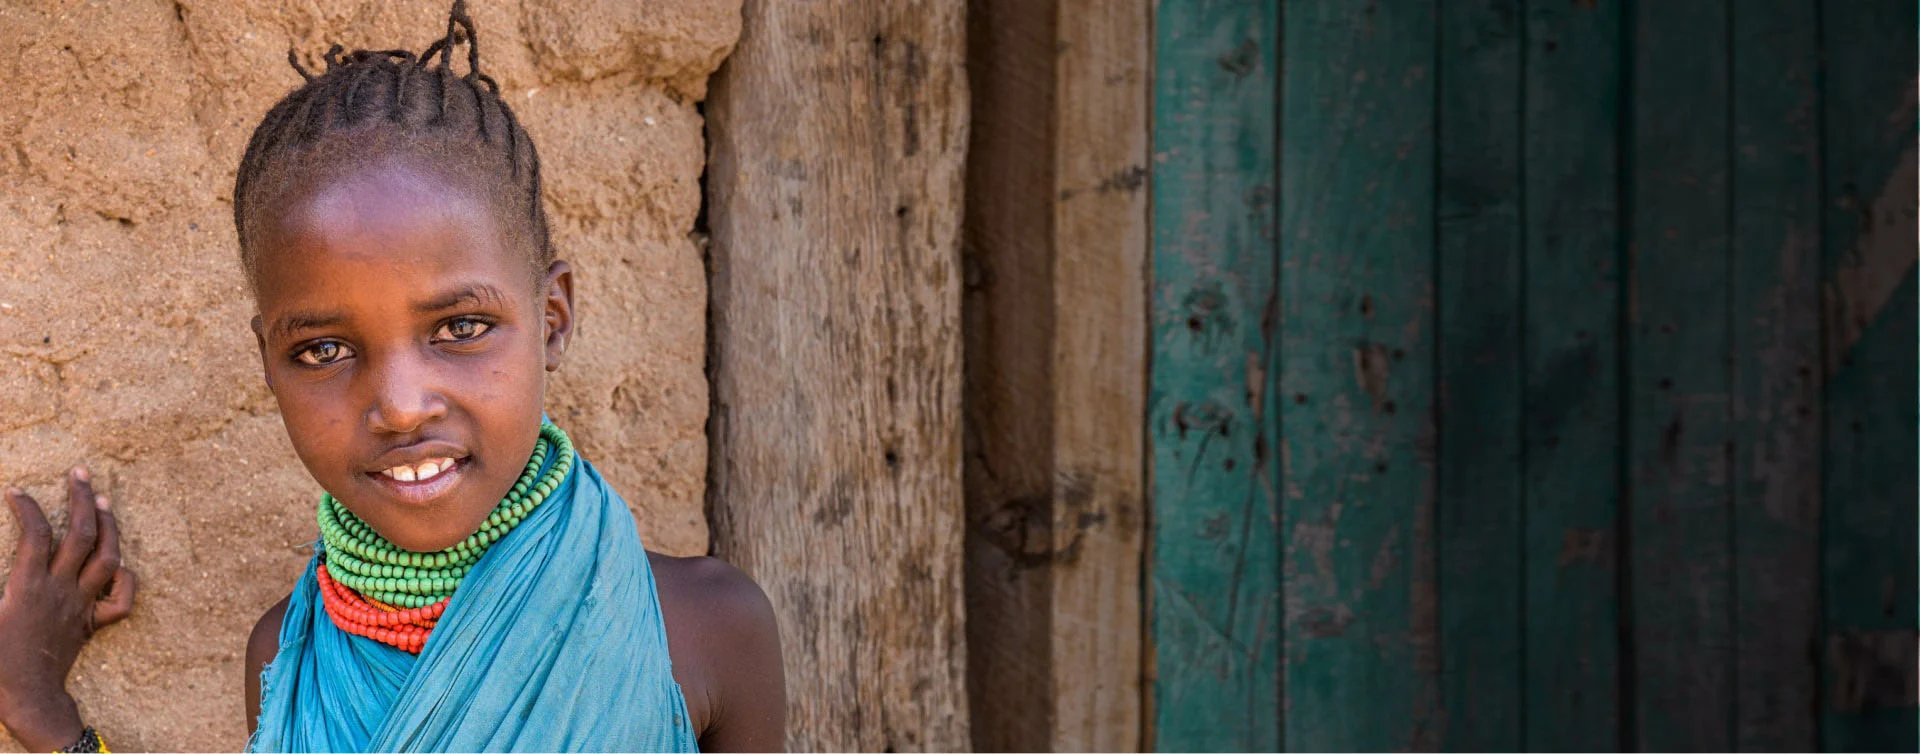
left=382, top=458, right=456, bottom=483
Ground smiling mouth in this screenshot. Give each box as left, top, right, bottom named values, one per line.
left=368, top=456, right=469, bottom=504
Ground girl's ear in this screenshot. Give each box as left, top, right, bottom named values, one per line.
left=249, top=314, right=276, bottom=393
left=541, top=260, right=576, bottom=372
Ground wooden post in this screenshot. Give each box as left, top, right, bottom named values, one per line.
left=704, top=1, right=970, bottom=750
left=962, top=0, right=1147, bottom=749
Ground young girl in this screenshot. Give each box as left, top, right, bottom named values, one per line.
left=0, top=3, right=785, bottom=751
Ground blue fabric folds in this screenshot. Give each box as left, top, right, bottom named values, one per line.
left=247, top=449, right=698, bottom=753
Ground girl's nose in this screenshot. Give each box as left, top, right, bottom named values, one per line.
left=365, top=354, right=449, bottom=435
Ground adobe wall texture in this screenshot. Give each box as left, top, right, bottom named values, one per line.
left=0, top=1, right=737, bottom=748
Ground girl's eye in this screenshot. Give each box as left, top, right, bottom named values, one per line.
left=294, top=341, right=352, bottom=366
left=435, top=318, right=492, bottom=342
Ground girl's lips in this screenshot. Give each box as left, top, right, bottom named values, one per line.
left=367, top=456, right=467, bottom=506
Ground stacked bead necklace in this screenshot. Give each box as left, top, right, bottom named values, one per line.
left=315, top=422, right=574, bottom=653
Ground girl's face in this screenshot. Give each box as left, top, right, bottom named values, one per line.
left=248, top=156, right=573, bottom=552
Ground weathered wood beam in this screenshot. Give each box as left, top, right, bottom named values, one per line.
left=962, top=0, right=1147, bottom=749
left=705, top=1, right=970, bottom=749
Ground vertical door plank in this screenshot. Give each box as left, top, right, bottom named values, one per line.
left=1820, top=0, right=1919, bottom=749
left=1280, top=2, right=1439, bottom=750
left=1626, top=2, right=1734, bottom=749
left=1436, top=0, right=1523, bottom=748
left=1147, top=0, right=1282, bottom=750
left=1729, top=0, right=1823, bottom=748
left=1521, top=1, right=1625, bottom=748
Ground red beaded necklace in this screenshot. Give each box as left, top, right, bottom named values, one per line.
left=317, top=564, right=448, bottom=654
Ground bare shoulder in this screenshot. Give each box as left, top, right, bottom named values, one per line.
left=648, top=552, right=775, bottom=629
left=244, top=594, right=291, bottom=736
left=646, top=552, right=786, bottom=752
left=247, top=595, right=290, bottom=666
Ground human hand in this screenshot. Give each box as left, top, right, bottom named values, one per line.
left=0, top=467, right=136, bottom=751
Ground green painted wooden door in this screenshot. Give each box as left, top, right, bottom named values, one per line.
left=1147, top=1, right=1915, bottom=750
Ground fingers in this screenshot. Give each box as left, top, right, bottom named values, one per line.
left=4, top=486, right=53, bottom=573
left=78, top=495, right=121, bottom=595
left=50, top=467, right=98, bottom=578
left=91, top=567, right=137, bottom=629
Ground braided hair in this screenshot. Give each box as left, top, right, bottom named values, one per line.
left=232, top=0, right=549, bottom=287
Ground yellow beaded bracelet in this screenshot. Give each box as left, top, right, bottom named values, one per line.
left=53, top=726, right=106, bottom=753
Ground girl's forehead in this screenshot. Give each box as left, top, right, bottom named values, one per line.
left=248, top=150, right=544, bottom=295
left=255, top=185, right=531, bottom=304
left=293, top=159, right=494, bottom=239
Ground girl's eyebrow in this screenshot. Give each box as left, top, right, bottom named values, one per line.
left=273, top=311, right=345, bottom=340
left=270, top=284, right=505, bottom=339
left=413, top=283, right=508, bottom=313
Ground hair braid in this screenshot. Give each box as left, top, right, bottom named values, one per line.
left=232, top=0, right=550, bottom=288
left=390, top=56, right=412, bottom=122
left=468, top=76, right=491, bottom=144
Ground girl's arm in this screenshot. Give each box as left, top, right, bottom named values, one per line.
left=699, top=576, right=785, bottom=752
left=244, top=596, right=290, bottom=737
left=652, top=553, right=787, bottom=752
left=0, top=468, right=136, bottom=751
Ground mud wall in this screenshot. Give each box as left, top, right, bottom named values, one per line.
left=0, top=1, right=737, bottom=749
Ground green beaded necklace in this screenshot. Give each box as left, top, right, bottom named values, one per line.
left=317, top=421, right=575, bottom=608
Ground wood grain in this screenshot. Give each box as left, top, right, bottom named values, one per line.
left=1436, top=0, right=1523, bottom=747
left=1819, top=0, right=1919, bottom=748
left=1148, top=1, right=1281, bottom=750
left=962, top=0, right=1147, bottom=748
left=1626, top=2, right=1734, bottom=749
left=1047, top=0, right=1149, bottom=748
left=704, top=1, right=970, bottom=749
left=962, top=1, right=1060, bottom=746
left=1279, top=1, right=1438, bottom=750
left=1730, top=0, right=1822, bottom=748
left=1522, top=1, right=1624, bottom=748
